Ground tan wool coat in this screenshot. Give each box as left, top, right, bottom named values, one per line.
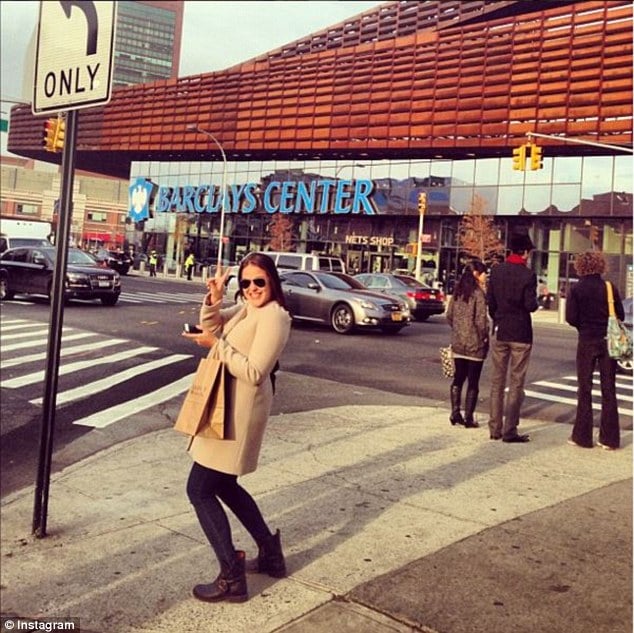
left=188, top=298, right=291, bottom=475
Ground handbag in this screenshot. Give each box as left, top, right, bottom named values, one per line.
left=439, top=345, right=455, bottom=379
left=173, top=357, right=226, bottom=439
left=605, top=282, right=633, bottom=360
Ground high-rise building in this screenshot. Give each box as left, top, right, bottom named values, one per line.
left=112, top=0, right=183, bottom=89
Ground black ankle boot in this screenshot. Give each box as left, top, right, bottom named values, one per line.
left=449, top=385, right=464, bottom=426
left=463, top=389, right=480, bottom=428
left=193, top=550, right=248, bottom=603
left=246, top=529, right=287, bottom=578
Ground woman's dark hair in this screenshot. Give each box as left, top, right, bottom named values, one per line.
left=453, top=260, right=487, bottom=302
left=238, top=252, right=287, bottom=310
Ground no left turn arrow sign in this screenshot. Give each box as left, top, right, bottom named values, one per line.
left=33, top=1, right=117, bottom=114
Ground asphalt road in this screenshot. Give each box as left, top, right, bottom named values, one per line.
left=1, top=272, right=631, bottom=497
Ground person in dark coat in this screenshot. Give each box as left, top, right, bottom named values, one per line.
left=446, top=260, right=489, bottom=428
left=486, top=234, right=538, bottom=442
left=565, top=250, right=624, bottom=450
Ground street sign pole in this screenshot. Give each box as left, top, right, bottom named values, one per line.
left=30, top=0, right=116, bottom=537
left=32, top=110, right=78, bottom=538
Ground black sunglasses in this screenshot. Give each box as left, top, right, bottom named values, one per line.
left=240, top=277, right=267, bottom=290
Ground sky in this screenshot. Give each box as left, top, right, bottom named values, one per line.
left=0, top=0, right=385, bottom=153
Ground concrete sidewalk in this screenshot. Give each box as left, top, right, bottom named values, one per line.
left=1, top=405, right=631, bottom=633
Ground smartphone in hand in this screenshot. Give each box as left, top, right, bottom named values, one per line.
left=183, top=324, right=202, bottom=334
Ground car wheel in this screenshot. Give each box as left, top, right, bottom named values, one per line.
left=0, top=275, right=14, bottom=300
left=331, top=303, right=354, bottom=334
left=415, top=314, right=430, bottom=322
left=101, top=294, right=119, bottom=306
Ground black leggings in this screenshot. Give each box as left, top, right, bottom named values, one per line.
left=186, top=462, right=270, bottom=568
left=451, top=357, right=484, bottom=392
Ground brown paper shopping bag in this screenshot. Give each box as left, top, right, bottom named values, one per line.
left=173, top=358, right=222, bottom=436
left=196, top=361, right=227, bottom=439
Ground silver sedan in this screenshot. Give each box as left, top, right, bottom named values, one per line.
left=280, top=270, right=411, bottom=334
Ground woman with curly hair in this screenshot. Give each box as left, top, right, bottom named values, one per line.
left=565, top=250, right=624, bottom=450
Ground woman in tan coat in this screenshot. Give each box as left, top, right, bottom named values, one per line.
left=182, top=253, right=291, bottom=603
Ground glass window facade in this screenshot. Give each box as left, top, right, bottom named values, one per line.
left=113, top=1, right=179, bottom=89
left=131, top=153, right=633, bottom=295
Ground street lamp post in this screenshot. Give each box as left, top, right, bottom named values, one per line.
left=334, top=163, right=365, bottom=178
left=187, top=124, right=228, bottom=269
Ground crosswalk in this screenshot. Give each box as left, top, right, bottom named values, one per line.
left=524, top=374, right=633, bottom=419
left=118, top=290, right=204, bottom=305
left=0, top=318, right=196, bottom=429
left=2, top=290, right=205, bottom=306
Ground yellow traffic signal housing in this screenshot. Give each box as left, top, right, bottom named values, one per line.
left=512, top=144, right=527, bottom=171
left=54, top=118, right=66, bottom=151
left=417, top=192, right=427, bottom=215
left=43, top=119, right=58, bottom=152
left=42, top=117, right=65, bottom=153
left=529, top=143, right=543, bottom=170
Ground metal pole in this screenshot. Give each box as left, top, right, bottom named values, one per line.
left=415, top=209, right=425, bottom=281
left=32, top=109, right=77, bottom=537
left=526, top=131, right=633, bottom=153
left=188, top=125, right=227, bottom=268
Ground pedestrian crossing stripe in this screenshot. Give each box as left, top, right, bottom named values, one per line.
left=533, top=379, right=633, bottom=403
left=72, top=372, right=195, bottom=428
left=31, top=353, right=190, bottom=406
left=524, top=389, right=632, bottom=417
left=118, top=291, right=204, bottom=304
left=1, top=345, right=159, bottom=388
left=1, top=317, right=195, bottom=429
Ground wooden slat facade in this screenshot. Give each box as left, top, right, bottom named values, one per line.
left=7, top=0, right=632, bottom=178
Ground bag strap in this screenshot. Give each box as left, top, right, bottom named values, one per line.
left=605, top=281, right=616, bottom=318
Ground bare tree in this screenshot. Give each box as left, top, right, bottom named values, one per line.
left=458, top=194, right=504, bottom=265
left=268, top=213, right=294, bottom=251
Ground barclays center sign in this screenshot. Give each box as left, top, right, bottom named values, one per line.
left=128, top=177, right=377, bottom=222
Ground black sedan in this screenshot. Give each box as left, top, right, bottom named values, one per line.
left=281, top=270, right=411, bottom=334
left=0, top=246, right=121, bottom=305
left=355, top=273, right=446, bottom=321
left=92, top=248, right=132, bottom=275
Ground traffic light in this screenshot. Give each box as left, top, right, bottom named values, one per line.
left=43, top=119, right=58, bottom=152
left=43, top=117, right=65, bottom=153
left=512, top=144, right=527, bottom=171
left=54, top=118, right=65, bottom=152
left=529, top=143, right=543, bottom=170
left=418, top=192, right=427, bottom=215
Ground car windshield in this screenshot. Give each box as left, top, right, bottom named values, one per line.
left=41, top=248, right=99, bottom=266
left=316, top=272, right=366, bottom=290
left=395, top=275, right=430, bottom=289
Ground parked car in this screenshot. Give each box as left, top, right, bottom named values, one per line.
left=223, top=265, right=241, bottom=302
left=256, top=251, right=346, bottom=273
left=280, top=270, right=411, bottom=334
left=92, top=248, right=132, bottom=275
left=354, top=273, right=445, bottom=321
left=0, top=246, right=121, bottom=305
left=616, top=297, right=633, bottom=375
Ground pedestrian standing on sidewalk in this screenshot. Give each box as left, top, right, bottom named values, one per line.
left=487, top=234, right=539, bottom=443
left=185, top=252, right=195, bottom=280
left=565, top=250, right=623, bottom=450
left=148, top=250, right=158, bottom=277
left=446, top=260, right=489, bottom=428
left=181, top=252, right=291, bottom=603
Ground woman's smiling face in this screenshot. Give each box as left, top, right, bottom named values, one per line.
left=240, top=264, right=272, bottom=308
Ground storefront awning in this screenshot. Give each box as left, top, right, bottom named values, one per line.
left=84, top=232, right=111, bottom=242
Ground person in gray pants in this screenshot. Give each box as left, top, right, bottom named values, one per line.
left=486, top=234, right=539, bottom=442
